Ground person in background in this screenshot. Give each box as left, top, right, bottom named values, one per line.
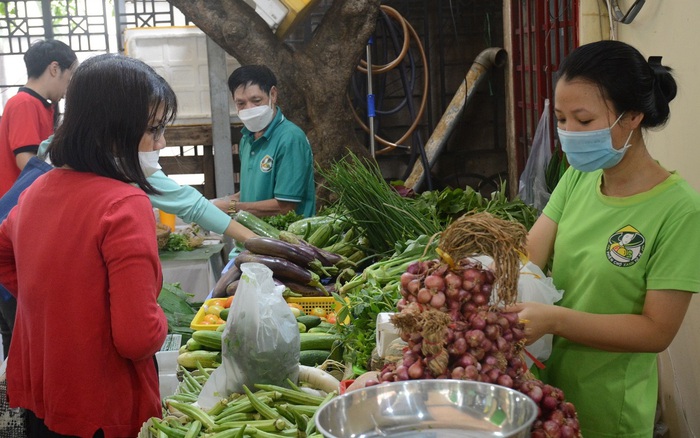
left=213, top=64, right=316, bottom=218
left=0, top=39, right=76, bottom=363
left=507, top=40, right=700, bottom=437
left=0, top=39, right=77, bottom=198
left=0, top=54, right=171, bottom=437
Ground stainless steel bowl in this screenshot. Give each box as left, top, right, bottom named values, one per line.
left=315, top=379, right=537, bottom=438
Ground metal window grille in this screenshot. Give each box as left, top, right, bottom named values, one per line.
left=510, top=0, right=578, bottom=174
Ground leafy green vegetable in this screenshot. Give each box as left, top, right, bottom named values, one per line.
left=415, top=183, right=539, bottom=230
left=319, top=152, right=442, bottom=256
left=335, top=235, right=438, bottom=370
left=158, top=282, right=199, bottom=342
left=163, top=233, right=194, bottom=252
left=262, top=210, right=304, bottom=231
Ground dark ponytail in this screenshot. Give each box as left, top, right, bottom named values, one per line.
left=556, top=40, right=676, bottom=129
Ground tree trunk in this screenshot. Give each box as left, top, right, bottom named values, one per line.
left=166, top=0, right=380, bottom=205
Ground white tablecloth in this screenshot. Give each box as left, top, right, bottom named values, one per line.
left=160, top=243, right=225, bottom=302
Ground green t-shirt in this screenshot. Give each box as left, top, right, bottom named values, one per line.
left=540, top=167, right=700, bottom=437
left=238, top=109, right=316, bottom=217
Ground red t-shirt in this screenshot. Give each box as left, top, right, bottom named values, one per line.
left=0, top=88, right=55, bottom=197
left=0, top=169, right=168, bottom=437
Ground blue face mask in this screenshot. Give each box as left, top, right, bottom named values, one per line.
left=558, top=113, right=634, bottom=172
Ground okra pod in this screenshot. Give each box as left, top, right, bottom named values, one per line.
left=167, top=400, right=216, bottom=431
left=306, top=390, right=337, bottom=436
left=183, top=420, right=201, bottom=438
left=213, top=412, right=257, bottom=424
left=181, top=367, right=202, bottom=393
left=211, top=419, right=277, bottom=433
left=242, top=385, right=281, bottom=421
left=151, top=418, right=187, bottom=438
left=214, top=396, right=271, bottom=421
left=253, top=384, right=325, bottom=406
left=204, top=425, right=246, bottom=438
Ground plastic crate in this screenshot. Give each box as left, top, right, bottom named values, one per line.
left=285, top=296, right=338, bottom=316
left=190, top=298, right=228, bottom=331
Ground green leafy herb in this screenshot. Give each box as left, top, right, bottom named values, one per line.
left=262, top=210, right=304, bottom=231
left=163, top=233, right=193, bottom=252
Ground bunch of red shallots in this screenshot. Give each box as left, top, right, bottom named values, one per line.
left=367, top=213, right=581, bottom=437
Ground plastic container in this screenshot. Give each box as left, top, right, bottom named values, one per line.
left=190, top=298, right=229, bottom=331
left=285, top=296, right=337, bottom=316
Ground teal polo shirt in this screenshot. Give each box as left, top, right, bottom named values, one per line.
left=238, top=108, right=316, bottom=217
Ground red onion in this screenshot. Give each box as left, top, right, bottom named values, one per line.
left=408, top=361, right=424, bottom=379
left=416, top=288, right=432, bottom=304
left=444, top=272, right=462, bottom=290
left=424, top=274, right=445, bottom=292
left=430, top=291, right=446, bottom=308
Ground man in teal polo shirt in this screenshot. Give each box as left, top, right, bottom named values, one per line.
left=215, top=65, right=316, bottom=218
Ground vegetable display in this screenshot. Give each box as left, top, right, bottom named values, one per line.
left=367, top=213, right=582, bottom=437
left=211, top=232, right=353, bottom=299
left=147, top=365, right=338, bottom=437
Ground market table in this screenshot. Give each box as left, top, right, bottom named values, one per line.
left=159, top=242, right=225, bottom=302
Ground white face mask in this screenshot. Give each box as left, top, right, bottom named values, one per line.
left=238, top=104, right=274, bottom=133
left=138, top=150, right=161, bottom=177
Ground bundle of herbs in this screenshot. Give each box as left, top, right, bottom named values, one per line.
left=318, top=152, right=442, bottom=256
left=415, top=183, right=539, bottom=231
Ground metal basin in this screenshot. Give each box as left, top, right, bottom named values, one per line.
left=315, top=379, right=537, bottom=438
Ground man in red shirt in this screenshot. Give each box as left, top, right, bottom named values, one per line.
left=0, top=39, right=77, bottom=197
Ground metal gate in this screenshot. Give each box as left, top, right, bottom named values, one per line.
left=510, top=0, right=578, bottom=175
left=0, top=0, right=191, bottom=93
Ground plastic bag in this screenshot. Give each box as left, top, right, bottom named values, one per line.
left=475, top=255, right=563, bottom=366
left=198, top=262, right=300, bottom=409
left=517, top=261, right=563, bottom=366
left=518, top=99, right=553, bottom=212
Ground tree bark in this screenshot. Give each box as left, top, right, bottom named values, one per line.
left=166, top=0, right=380, bottom=205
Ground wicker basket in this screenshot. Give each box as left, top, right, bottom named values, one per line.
left=156, top=223, right=171, bottom=250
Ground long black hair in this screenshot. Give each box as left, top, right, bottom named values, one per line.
left=556, top=40, right=676, bottom=129
left=49, top=54, right=177, bottom=194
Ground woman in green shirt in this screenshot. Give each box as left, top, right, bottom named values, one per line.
left=508, top=40, right=700, bottom=437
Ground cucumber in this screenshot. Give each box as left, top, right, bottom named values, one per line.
left=177, top=350, right=221, bottom=369
left=219, top=308, right=230, bottom=321
left=234, top=210, right=280, bottom=239
left=299, top=333, right=341, bottom=351
left=191, top=330, right=223, bottom=351
left=296, top=315, right=322, bottom=329
left=298, top=322, right=307, bottom=333
left=299, top=350, right=331, bottom=367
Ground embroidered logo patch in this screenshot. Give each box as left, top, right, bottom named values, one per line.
left=260, top=155, right=273, bottom=173
left=606, top=225, right=645, bottom=267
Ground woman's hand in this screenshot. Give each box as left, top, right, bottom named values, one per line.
left=504, top=301, right=560, bottom=346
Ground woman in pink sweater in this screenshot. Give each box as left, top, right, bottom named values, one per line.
left=0, top=54, right=174, bottom=437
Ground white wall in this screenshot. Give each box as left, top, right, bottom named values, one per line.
left=581, top=1, right=700, bottom=436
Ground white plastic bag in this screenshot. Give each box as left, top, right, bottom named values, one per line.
left=198, top=262, right=300, bottom=409
left=518, top=99, right=553, bottom=212
left=517, top=261, right=563, bottom=366
left=476, top=255, right=563, bottom=366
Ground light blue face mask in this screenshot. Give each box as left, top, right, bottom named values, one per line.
left=558, top=113, right=634, bottom=172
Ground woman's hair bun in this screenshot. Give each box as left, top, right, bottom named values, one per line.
left=648, top=56, right=677, bottom=105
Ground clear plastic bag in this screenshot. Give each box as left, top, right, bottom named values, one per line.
left=518, top=99, right=553, bottom=212
left=517, top=261, right=563, bottom=366
left=198, top=262, right=300, bottom=409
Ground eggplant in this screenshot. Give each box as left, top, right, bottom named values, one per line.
left=279, top=279, right=330, bottom=297
left=225, top=280, right=239, bottom=297
left=234, top=251, right=323, bottom=288
left=212, top=264, right=241, bottom=298
left=244, top=236, right=317, bottom=267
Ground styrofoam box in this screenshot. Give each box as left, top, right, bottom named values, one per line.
left=376, top=312, right=400, bottom=358
left=123, top=26, right=241, bottom=125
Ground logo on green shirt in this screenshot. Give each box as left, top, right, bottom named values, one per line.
left=260, top=155, right=273, bottom=173
left=606, top=225, right=645, bottom=267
